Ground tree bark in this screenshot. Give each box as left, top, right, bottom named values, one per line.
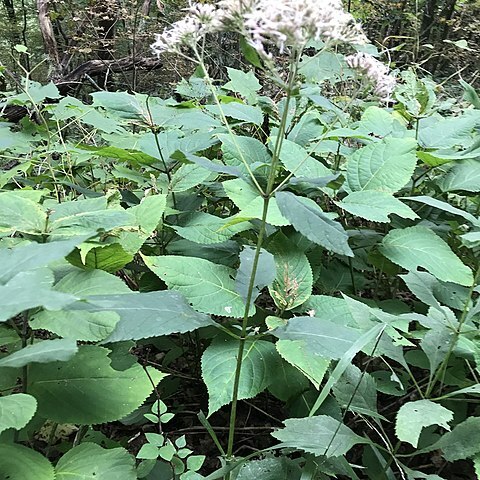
left=37, top=0, right=62, bottom=78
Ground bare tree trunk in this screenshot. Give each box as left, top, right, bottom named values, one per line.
left=420, top=0, right=438, bottom=42
left=37, top=0, right=62, bottom=79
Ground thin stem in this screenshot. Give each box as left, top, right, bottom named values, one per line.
left=425, top=265, right=480, bottom=397
left=225, top=53, right=299, bottom=468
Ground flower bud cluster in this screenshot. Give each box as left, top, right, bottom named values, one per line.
left=345, top=52, right=396, bottom=102
left=151, top=0, right=367, bottom=57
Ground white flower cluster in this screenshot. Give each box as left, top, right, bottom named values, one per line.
left=151, top=0, right=367, bottom=58
left=345, top=52, right=396, bottom=102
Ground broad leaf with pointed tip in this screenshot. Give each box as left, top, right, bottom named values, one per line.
left=0, top=394, right=37, bottom=434
left=380, top=226, right=473, bottom=286
left=0, top=444, right=54, bottom=480
left=202, top=338, right=278, bottom=416
left=396, top=400, right=453, bottom=448
left=28, top=345, right=165, bottom=424
left=55, top=443, right=136, bottom=480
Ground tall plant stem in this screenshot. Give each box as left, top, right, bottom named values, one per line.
left=225, top=57, right=298, bottom=466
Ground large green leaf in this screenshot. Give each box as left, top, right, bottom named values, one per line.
left=0, top=444, right=54, bottom=480
left=223, top=67, right=261, bottom=103
left=272, top=415, right=366, bottom=457
left=395, top=400, right=453, bottom=448
left=0, top=237, right=88, bottom=284
left=72, top=291, right=214, bottom=342
left=428, top=417, right=480, bottom=461
left=206, top=103, right=263, bottom=126
left=275, top=339, right=329, bottom=389
left=32, top=310, right=121, bottom=342
left=170, top=164, right=214, bottom=192
left=55, top=443, right=136, bottom=480
left=436, top=159, right=480, bottom=193
left=380, top=226, right=473, bottom=286
left=28, top=345, right=165, bottom=424
left=276, top=191, right=352, bottom=256
left=267, top=233, right=313, bottom=310
left=224, top=179, right=288, bottom=226
left=235, top=246, right=275, bottom=306
left=143, top=255, right=253, bottom=317
left=345, top=138, right=417, bottom=193
left=219, top=135, right=271, bottom=174
left=0, top=192, right=47, bottom=235
left=236, top=458, right=301, bottom=480
left=173, top=212, right=251, bottom=245
left=0, top=268, right=77, bottom=322
left=0, top=393, right=37, bottom=434
left=333, top=365, right=380, bottom=418
left=278, top=138, right=331, bottom=179
left=202, top=338, right=277, bottom=416
left=336, top=191, right=418, bottom=223
left=0, top=339, right=78, bottom=368
left=271, top=316, right=360, bottom=360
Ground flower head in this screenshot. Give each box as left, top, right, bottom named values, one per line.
left=152, top=0, right=367, bottom=57
left=345, top=52, right=396, bottom=102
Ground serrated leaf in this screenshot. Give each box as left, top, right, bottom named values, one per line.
left=0, top=393, right=37, bottom=434
left=268, top=233, right=313, bottom=310
left=345, top=138, right=417, bottom=193
left=333, top=364, right=380, bottom=418
left=71, top=291, right=214, bottom=342
left=202, top=338, right=277, bottom=416
left=276, top=191, right=352, bottom=256
left=337, top=191, right=418, bottom=223
left=0, top=192, right=47, bottom=235
left=276, top=339, right=329, bottom=389
left=206, top=103, right=263, bottom=126
left=173, top=212, right=251, bottom=245
left=436, top=159, right=480, bottom=193
left=170, top=164, right=214, bottom=192
left=235, top=246, right=275, bottom=306
left=224, top=178, right=289, bottom=226
left=396, top=400, right=453, bottom=448
left=0, top=339, right=78, bottom=368
left=223, top=67, right=261, bottom=102
left=272, top=415, right=366, bottom=457
left=428, top=417, right=480, bottom=461
left=236, top=457, right=301, bottom=480
left=380, top=226, right=473, bottom=286
left=0, top=444, right=54, bottom=480
left=28, top=345, right=165, bottom=424
left=271, top=316, right=360, bottom=360
left=143, top=255, right=253, bottom=317
left=55, top=443, right=136, bottom=480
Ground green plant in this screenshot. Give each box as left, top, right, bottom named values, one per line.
left=1, top=1, right=480, bottom=479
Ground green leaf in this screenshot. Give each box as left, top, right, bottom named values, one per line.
left=460, top=79, right=480, bottom=109
left=345, top=138, right=417, bottom=193
left=32, top=310, right=121, bottom=342
left=224, top=179, right=289, bottom=226
left=73, top=291, right=214, bottom=342
left=219, top=134, right=270, bottom=175
left=276, top=191, right=352, bottom=256
left=223, top=68, right=261, bottom=103
left=206, top=103, right=263, bottom=126
left=170, top=164, right=214, bottom=192
left=268, top=233, right=313, bottom=310
left=268, top=357, right=310, bottom=402
left=235, top=246, right=275, bottom=306
left=173, top=212, right=251, bottom=245
left=336, top=191, right=418, bottom=223
left=0, top=268, right=77, bottom=322
left=275, top=339, right=329, bottom=389
left=0, top=237, right=88, bottom=285
left=437, top=159, right=480, bottom=193
left=271, top=316, right=360, bottom=360
left=333, top=365, right=380, bottom=418
left=236, top=457, right=301, bottom=480
left=28, top=345, right=165, bottom=424
left=0, top=444, right=54, bottom=480
left=0, top=393, right=37, bottom=434
left=0, top=192, right=47, bottom=235
left=429, top=417, right=480, bottom=461
left=380, top=226, right=473, bottom=286
left=143, top=255, right=252, bottom=317
left=278, top=139, right=332, bottom=180
left=55, top=443, right=136, bottom=480
left=396, top=400, right=453, bottom=448
left=419, top=114, right=480, bottom=149
left=202, top=338, right=277, bottom=416
left=272, top=415, right=366, bottom=457
left=0, top=339, right=78, bottom=368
